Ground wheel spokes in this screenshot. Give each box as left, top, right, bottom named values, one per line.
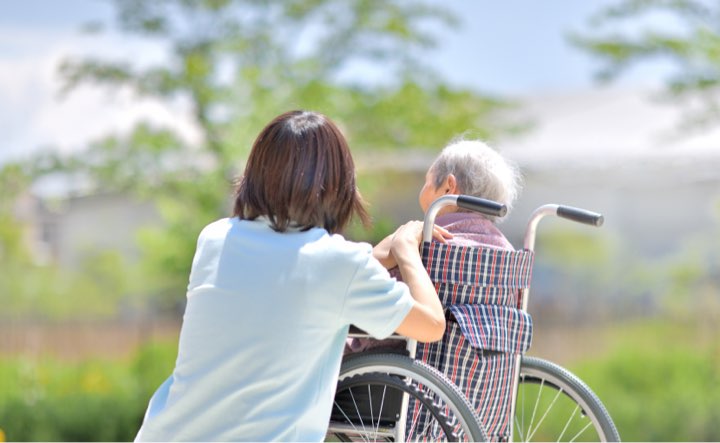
left=516, top=381, right=602, bottom=442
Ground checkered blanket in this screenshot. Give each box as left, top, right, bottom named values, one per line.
left=406, top=242, right=534, bottom=442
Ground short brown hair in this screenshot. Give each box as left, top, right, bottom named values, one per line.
left=234, top=110, right=369, bottom=234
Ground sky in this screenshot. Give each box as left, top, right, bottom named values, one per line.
left=0, top=0, right=698, bottom=165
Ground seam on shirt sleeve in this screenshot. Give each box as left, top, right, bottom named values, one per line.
left=337, top=248, right=370, bottom=327
left=339, top=249, right=414, bottom=339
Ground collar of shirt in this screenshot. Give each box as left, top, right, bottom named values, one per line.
left=250, top=215, right=314, bottom=233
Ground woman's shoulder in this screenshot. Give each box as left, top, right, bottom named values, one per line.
left=310, top=233, right=374, bottom=263
left=198, top=216, right=277, bottom=239
left=198, top=217, right=233, bottom=238
left=320, top=232, right=372, bottom=252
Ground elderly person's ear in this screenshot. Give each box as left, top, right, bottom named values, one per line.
left=444, top=174, right=458, bottom=194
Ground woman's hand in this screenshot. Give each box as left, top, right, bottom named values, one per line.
left=373, top=222, right=452, bottom=270
left=391, top=221, right=453, bottom=253
left=390, top=221, right=450, bottom=342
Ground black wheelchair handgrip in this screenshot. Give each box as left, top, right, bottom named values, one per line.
left=457, top=195, right=507, bottom=218
left=557, top=205, right=604, bottom=227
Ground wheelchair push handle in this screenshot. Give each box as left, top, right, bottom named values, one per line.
left=523, top=204, right=605, bottom=252
left=557, top=205, right=604, bottom=227
left=422, top=195, right=507, bottom=243
left=457, top=195, right=507, bottom=217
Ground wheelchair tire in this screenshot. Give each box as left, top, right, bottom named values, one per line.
left=515, top=356, right=620, bottom=442
left=328, top=352, right=488, bottom=442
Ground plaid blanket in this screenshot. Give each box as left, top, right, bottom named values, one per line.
left=406, top=242, right=534, bottom=442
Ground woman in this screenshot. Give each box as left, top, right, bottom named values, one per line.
left=135, top=110, right=447, bottom=441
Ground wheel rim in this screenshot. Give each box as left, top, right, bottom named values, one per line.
left=514, top=371, right=609, bottom=442
left=333, top=353, right=488, bottom=442
left=328, top=372, right=458, bottom=442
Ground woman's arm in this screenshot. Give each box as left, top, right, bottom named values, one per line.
left=371, top=234, right=396, bottom=269
left=388, top=221, right=446, bottom=342
left=372, top=224, right=452, bottom=270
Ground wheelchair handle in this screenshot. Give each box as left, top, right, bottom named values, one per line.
left=422, top=195, right=507, bottom=243
left=557, top=205, right=604, bottom=227
left=523, top=204, right=604, bottom=252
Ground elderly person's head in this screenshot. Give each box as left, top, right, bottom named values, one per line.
left=419, top=139, right=521, bottom=220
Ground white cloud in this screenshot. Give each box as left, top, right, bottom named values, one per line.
left=0, top=26, right=201, bottom=164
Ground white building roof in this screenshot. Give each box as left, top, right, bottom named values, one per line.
left=501, top=87, right=720, bottom=168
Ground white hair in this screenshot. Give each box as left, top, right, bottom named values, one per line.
left=430, top=139, right=522, bottom=220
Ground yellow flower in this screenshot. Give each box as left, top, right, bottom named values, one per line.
left=0, top=426, right=6, bottom=442
left=81, top=370, right=110, bottom=394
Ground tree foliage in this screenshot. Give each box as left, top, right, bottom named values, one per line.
left=570, top=0, right=720, bottom=132
left=20, top=0, right=520, bottom=311
left=57, top=0, right=511, bottom=165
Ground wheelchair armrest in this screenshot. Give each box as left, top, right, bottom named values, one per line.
left=348, top=325, right=405, bottom=340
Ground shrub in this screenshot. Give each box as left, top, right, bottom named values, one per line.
left=0, top=341, right=176, bottom=442
left=573, top=325, right=720, bottom=441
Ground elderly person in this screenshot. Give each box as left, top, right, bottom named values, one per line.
left=380, top=138, right=520, bottom=266
left=346, top=138, right=521, bottom=353
left=347, top=139, right=526, bottom=441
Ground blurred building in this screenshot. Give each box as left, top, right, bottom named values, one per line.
left=15, top=89, right=720, bottom=275
left=16, top=192, right=161, bottom=268
left=357, top=88, right=720, bottom=324
left=363, top=88, right=720, bottom=257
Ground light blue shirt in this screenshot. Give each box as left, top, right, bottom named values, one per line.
left=135, top=217, right=414, bottom=441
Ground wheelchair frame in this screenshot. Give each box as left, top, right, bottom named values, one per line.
left=328, top=195, right=620, bottom=442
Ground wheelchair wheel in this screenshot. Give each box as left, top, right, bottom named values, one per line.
left=328, top=352, right=487, bottom=442
left=330, top=372, right=459, bottom=441
left=514, top=357, right=620, bottom=442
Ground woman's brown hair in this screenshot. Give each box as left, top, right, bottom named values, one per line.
left=234, top=110, right=370, bottom=234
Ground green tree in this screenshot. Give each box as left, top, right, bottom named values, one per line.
left=31, top=0, right=520, bottom=309
left=0, top=165, right=32, bottom=265
left=570, top=0, right=720, bottom=132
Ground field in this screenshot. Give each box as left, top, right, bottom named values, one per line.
left=0, top=319, right=180, bottom=362
left=1, top=317, right=718, bottom=441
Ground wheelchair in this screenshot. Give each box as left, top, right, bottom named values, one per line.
left=326, top=195, right=620, bottom=442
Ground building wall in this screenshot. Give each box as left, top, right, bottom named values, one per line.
left=367, top=156, right=720, bottom=259
left=27, top=156, right=720, bottom=273
left=47, top=193, right=161, bottom=269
